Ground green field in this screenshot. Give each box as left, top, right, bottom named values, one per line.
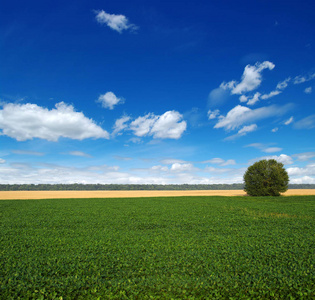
left=1, top=196, right=314, bottom=299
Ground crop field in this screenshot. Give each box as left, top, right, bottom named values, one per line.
left=1, top=196, right=314, bottom=299
left=1, top=189, right=315, bottom=200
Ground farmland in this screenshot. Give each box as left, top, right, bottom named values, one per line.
left=1, top=196, right=314, bottom=299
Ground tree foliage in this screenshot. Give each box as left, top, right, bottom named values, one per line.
left=244, top=159, right=289, bottom=196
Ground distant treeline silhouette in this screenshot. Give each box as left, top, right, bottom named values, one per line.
left=0, top=184, right=314, bottom=191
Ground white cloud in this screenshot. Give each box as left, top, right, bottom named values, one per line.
left=225, top=124, right=257, bottom=140
left=239, top=95, right=248, bottom=103
left=272, top=127, right=278, bottom=132
left=304, top=87, right=312, bottom=94
left=112, top=115, right=131, bottom=136
left=287, top=163, right=315, bottom=177
left=151, top=111, right=187, bottom=139
left=220, top=81, right=237, bottom=90
left=284, top=116, right=294, bottom=125
left=223, top=159, right=236, bottom=166
left=293, top=152, right=315, bottom=162
left=202, top=158, right=236, bottom=166
left=263, top=147, right=282, bottom=153
left=229, top=61, right=275, bottom=95
left=289, top=176, right=315, bottom=184
left=246, top=92, right=261, bottom=105
left=293, top=73, right=315, bottom=84
left=170, top=163, right=195, bottom=172
left=238, top=124, right=257, bottom=135
left=68, top=151, right=92, bottom=158
left=130, top=111, right=187, bottom=139
left=151, top=165, right=168, bottom=172
left=0, top=102, right=109, bottom=141
left=251, top=154, right=293, bottom=165
left=215, top=105, right=251, bottom=130
left=130, top=113, right=158, bottom=137
left=94, top=10, right=138, bottom=33
left=204, top=158, right=224, bottom=164
left=214, top=104, right=291, bottom=131
left=127, top=137, right=142, bottom=144
left=276, top=78, right=291, bottom=90
left=207, top=109, right=220, bottom=120
left=245, top=143, right=282, bottom=153
left=0, top=158, right=5, bottom=164
left=245, top=143, right=263, bottom=149
left=97, top=92, right=124, bottom=110
left=260, top=90, right=282, bottom=100
left=294, top=115, right=315, bottom=129
left=160, top=158, right=187, bottom=165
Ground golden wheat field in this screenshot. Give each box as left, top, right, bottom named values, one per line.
left=0, top=189, right=315, bottom=200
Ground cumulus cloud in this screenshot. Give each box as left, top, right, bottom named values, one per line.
left=272, top=127, right=278, bottom=132
left=0, top=102, right=109, bottom=141
left=170, top=163, right=195, bottom=172
left=94, top=10, right=138, bottom=33
left=112, top=115, right=131, bottom=136
left=225, top=61, right=275, bottom=95
left=250, top=154, right=293, bottom=165
left=207, top=109, right=220, bottom=120
left=130, top=111, right=187, bottom=139
left=0, top=161, right=246, bottom=185
left=294, top=115, right=315, bottom=129
left=130, top=113, right=158, bottom=136
left=287, top=163, right=315, bottom=177
left=209, top=61, right=275, bottom=107
left=246, top=92, right=261, bottom=105
left=289, top=176, right=315, bottom=184
left=97, top=92, right=124, bottom=110
left=151, top=111, right=187, bottom=139
left=214, top=104, right=292, bottom=131
left=0, top=158, right=5, bottom=164
left=244, top=77, right=288, bottom=103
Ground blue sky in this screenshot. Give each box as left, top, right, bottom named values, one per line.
left=1, top=0, right=315, bottom=184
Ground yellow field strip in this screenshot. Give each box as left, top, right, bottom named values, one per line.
left=0, top=189, right=314, bottom=200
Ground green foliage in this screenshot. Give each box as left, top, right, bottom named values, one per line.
left=1, top=196, right=314, bottom=299
left=244, top=159, right=289, bottom=196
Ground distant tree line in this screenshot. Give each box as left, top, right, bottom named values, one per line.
left=0, top=183, right=314, bottom=191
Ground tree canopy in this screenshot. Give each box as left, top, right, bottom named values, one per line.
left=244, top=159, right=289, bottom=196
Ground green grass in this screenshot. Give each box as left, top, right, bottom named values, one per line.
left=1, top=196, right=314, bottom=299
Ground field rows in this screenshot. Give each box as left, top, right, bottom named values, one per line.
left=1, top=195, right=314, bottom=299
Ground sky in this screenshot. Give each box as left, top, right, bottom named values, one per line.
left=1, top=0, right=315, bottom=184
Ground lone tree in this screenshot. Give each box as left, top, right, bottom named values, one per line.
left=244, top=159, right=289, bottom=196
